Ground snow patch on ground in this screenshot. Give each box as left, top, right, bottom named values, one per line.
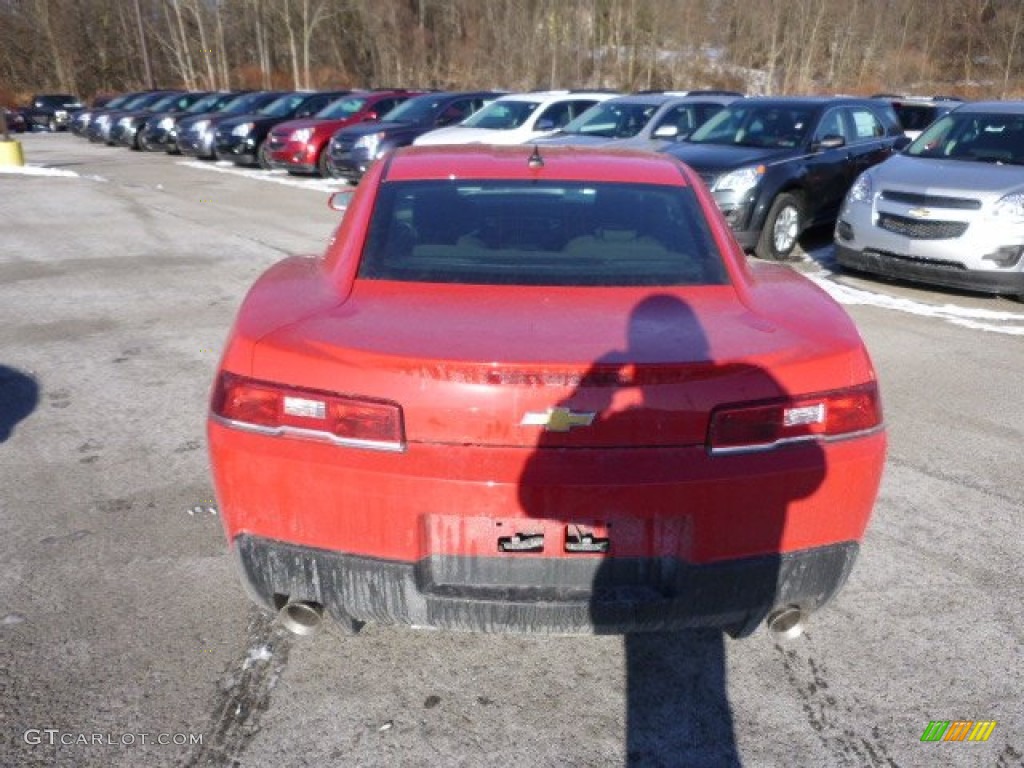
left=177, top=159, right=350, bottom=195
left=242, top=644, right=273, bottom=670
left=806, top=269, right=1024, bottom=336
left=0, top=164, right=80, bottom=177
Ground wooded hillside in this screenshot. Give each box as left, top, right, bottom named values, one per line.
left=3, top=0, right=1023, bottom=103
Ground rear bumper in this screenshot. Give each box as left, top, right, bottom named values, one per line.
left=233, top=533, right=859, bottom=635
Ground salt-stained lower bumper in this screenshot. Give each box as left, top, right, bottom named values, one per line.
left=232, top=533, right=859, bottom=635
left=210, top=415, right=884, bottom=635
left=835, top=242, right=1024, bottom=296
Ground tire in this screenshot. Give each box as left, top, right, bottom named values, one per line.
left=316, top=148, right=331, bottom=178
left=257, top=140, right=272, bottom=170
left=755, top=192, right=805, bottom=261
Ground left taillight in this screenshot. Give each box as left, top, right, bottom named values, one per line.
left=211, top=372, right=405, bottom=452
left=707, top=382, right=882, bottom=454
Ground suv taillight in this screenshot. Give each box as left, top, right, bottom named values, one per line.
left=211, top=372, right=405, bottom=451
left=708, top=383, right=882, bottom=454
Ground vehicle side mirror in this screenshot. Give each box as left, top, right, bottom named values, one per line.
left=363, top=112, right=377, bottom=121
left=535, top=118, right=556, bottom=132
left=813, top=134, right=845, bottom=151
left=652, top=124, right=679, bottom=139
left=328, top=189, right=355, bottom=211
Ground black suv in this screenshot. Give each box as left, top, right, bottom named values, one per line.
left=22, top=93, right=83, bottom=131
left=662, top=96, right=907, bottom=260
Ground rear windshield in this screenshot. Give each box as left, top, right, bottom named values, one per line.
left=358, top=180, right=727, bottom=286
left=894, top=104, right=942, bottom=133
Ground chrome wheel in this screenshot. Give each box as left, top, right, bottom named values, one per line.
left=755, top=192, right=805, bottom=261
left=772, top=204, right=800, bottom=254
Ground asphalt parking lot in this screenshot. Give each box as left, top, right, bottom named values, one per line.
left=1, top=133, right=1021, bottom=768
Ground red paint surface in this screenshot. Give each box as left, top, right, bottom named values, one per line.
left=209, top=145, right=887, bottom=570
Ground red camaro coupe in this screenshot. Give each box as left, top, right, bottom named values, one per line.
left=208, top=144, right=886, bottom=639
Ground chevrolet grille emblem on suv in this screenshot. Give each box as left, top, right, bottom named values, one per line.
left=907, top=207, right=932, bottom=219
left=520, top=407, right=596, bottom=432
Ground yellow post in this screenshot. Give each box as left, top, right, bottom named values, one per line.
left=0, top=141, right=25, bottom=167
left=0, top=108, right=26, bottom=167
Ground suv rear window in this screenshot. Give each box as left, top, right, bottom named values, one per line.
left=358, top=180, right=727, bottom=286
left=894, top=104, right=942, bottom=133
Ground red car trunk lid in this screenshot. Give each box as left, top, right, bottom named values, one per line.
left=251, top=281, right=850, bottom=449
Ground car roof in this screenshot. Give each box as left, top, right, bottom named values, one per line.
left=383, top=144, right=688, bottom=185
left=403, top=89, right=506, bottom=102
left=598, top=92, right=740, bottom=107
left=729, top=96, right=880, bottom=108
left=949, top=100, right=1024, bottom=115
left=492, top=90, right=619, bottom=103
left=875, top=94, right=964, bottom=105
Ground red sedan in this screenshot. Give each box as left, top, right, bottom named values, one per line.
left=208, top=145, right=886, bottom=639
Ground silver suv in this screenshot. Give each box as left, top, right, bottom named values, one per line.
left=537, top=91, right=741, bottom=151
left=835, top=101, right=1024, bottom=299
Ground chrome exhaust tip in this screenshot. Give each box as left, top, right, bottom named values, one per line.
left=766, top=606, right=806, bottom=641
left=277, top=600, right=324, bottom=636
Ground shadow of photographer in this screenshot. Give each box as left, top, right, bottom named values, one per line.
left=517, top=293, right=827, bottom=765
left=0, top=365, right=39, bottom=443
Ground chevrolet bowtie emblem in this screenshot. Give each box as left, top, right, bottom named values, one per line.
left=520, top=407, right=596, bottom=432
left=907, top=207, right=932, bottom=219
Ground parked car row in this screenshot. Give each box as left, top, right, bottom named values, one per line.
left=55, top=84, right=1023, bottom=299
left=66, top=87, right=615, bottom=176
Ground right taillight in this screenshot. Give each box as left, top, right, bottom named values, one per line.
left=211, top=371, right=405, bottom=452
left=708, top=382, right=882, bottom=454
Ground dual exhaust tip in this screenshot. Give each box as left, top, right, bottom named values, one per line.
left=277, top=599, right=324, bottom=636
left=277, top=598, right=807, bottom=640
left=766, top=606, right=807, bottom=641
